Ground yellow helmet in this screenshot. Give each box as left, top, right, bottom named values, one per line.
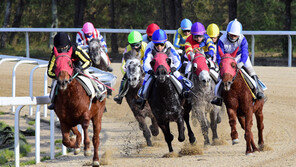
left=207, top=23, right=220, bottom=38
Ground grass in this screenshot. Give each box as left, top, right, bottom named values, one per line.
left=41, top=156, right=50, bottom=162
left=20, top=159, right=36, bottom=166
left=0, top=149, right=14, bottom=165
left=0, top=111, right=6, bottom=115
left=55, top=152, right=63, bottom=158
left=55, top=139, right=62, bottom=145
left=28, top=121, right=35, bottom=126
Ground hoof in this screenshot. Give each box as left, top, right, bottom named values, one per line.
left=74, top=148, right=81, bottom=155
left=93, top=161, right=100, bottom=167
left=150, top=125, right=159, bottom=136
left=84, top=150, right=92, bottom=157
left=232, top=139, right=239, bottom=145
left=147, top=140, right=152, bottom=147
left=178, top=136, right=185, bottom=142
left=189, top=136, right=196, bottom=144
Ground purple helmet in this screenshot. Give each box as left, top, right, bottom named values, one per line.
left=191, top=22, right=206, bottom=35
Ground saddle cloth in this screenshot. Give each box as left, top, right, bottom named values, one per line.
left=76, top=75, right=106, bottom=99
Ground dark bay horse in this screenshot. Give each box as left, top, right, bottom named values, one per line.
left=53, top=47, right=105, bottom=166
left=89, top=38, right=112, bottom=72
left=218, top=47, right=264, bottom=155
left=190, top=52, right=222, bottom=145
left=149, top=51, right=195, bottom=152
left=123, top=50, right=159, bottom=146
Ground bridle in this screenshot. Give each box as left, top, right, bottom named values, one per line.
left=220, top=56, right=239, bottom=84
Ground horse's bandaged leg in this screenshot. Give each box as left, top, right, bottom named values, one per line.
left=214, top=79, right=222, bottom=98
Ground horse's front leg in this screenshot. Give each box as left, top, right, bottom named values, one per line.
left=82, top=119, right=91, bottom=157
left=195, top=107, right=210, bottom=145
left=60, top=122, right=76, bottom=148
left=226, top=108, right=239, bottom=145
left=71, top=126, right=82, bottom=155
left=177, top=115, right=185, bottom=142
left=148, top=111, right=159, bottom=136
left=210, top=107, right=219, bottom=140
left=91, top=108, right=104, bottom=166
left=183, top=101, right=196, bottom=144
left=244, top=107, right=258, bottom=155
left=135, top=115, right=152, bottom=146
left=255, top=101, right=264, bottom=148
left=159, top=121, right=174, bottom=152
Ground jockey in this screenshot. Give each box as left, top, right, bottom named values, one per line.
left=211, top=19, right=265, bottom=106
left=137, top=29, right=193, bottom=107
left=173, top=18, right=192, bottom=54
left=142, top=23, right=160, bottom=43
left=184, top=22, right=215, bottom=76
left=76, top=22, right=113, bottom=72
left=206, top=23, right=222, bottom=63
left=47, top=32, right=106, bottom=110
left=113, top=31, right=147, bottom=104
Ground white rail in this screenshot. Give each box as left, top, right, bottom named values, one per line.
left=0, top=28, right=294, bottom=67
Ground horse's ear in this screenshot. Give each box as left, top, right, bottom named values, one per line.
left=193, top=63, right=197, bottom=72
left=231, top=47, right=239, bottom=58
left=166, top=58, right=171, bottom=67
left=165, top=47, right=171, bottom=56
left=123, top=52, right=130, bottom=62
left=218, top=46, right=224, bottom=57
left=150, top=59, right=156, bottom=69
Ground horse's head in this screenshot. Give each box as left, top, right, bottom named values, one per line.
left=150, top=50, right=171, bottom=83
left=54, top=47, right=74, bottom=90
left=89, top=38, right=103, bottom=66
left=126, top=58, right=143, bottom=88
left=192, top=52, right=211, bottom=87
left=218, top=46, right=239, bottom=91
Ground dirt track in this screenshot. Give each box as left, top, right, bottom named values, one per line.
left=0, top=62, right=296, bottom=167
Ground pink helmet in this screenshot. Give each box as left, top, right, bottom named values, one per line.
left=82, top=22, right=95, bottom=34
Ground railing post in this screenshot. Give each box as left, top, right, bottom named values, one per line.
left=26, top=32, right=30, bottom=58
left=50, top=110, right=55, bottom=160
left=288, top=35, right=292, bottom=67
left=103, top=33, right=106, bottom=42
left=251, top=35, right=255, bottom=65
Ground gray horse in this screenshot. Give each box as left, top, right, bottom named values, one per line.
left=190, top=54, right=223, bottom=145
left=88, top=38, right=113, bottom=72
left=124, top=50, right=159, bottom=146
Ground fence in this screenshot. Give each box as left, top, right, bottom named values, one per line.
left=0, top=28, right=295, bottom=67
left=0, top=55, right=117, bottom=167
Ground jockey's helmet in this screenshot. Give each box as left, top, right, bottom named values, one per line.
left=181, top=18, right=192, bottom=31
left=207, top=23, right=220, bottom=38
left=82, top=22, right=95, bottom=34
left=191, top=22, right=206, bottom=35
left=152, top=29, right=167, bottom=44
left=226, top=19, right=242, bottom=36
left=128, top=31, right=143, bottom=44
left=54, top=32, right=71, bottom=49
left=146, top=23, right=160, bottom=37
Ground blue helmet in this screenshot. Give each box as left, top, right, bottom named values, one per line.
left=152, top=29, right=167, bottom=44
left=181, top=19, right=192, bottom=31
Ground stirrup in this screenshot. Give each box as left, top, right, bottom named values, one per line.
left=113, top=95, right=123, bottom=104
left=211, top=98, right=223, bottom=106
left=48, top=103, right=54, bottom=110
left=256, top=92, right=264, bottom=100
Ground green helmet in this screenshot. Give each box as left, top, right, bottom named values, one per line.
left=128, top=31, right=143, bottom=44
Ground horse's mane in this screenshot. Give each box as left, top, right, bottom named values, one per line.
left=123, top=49, right=139, bottom=62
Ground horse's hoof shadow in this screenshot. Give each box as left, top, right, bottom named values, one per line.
left=232, top=139, right=239, bottom=145
left=246, top=152, right=254, bottom=156
left=74, top=148, right=81, bottom=155
left=84, top=150, right=92, bottom=157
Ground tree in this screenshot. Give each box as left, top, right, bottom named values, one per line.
left=49, top=0, right=58, bottom=48
left=73, top=0, right=87, bottom=42
left=0, top=0, right=12, bottom=48
left=9, top=0, right=27, bottom=45
left=228, top=0, right=237, bottom=21
left=282, top=0, right=292, bottom=57
left=109, top=0, right=119, bottom=58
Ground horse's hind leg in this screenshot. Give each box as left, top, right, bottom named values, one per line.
left=71, top=126, right=82, bottom=155
left=60, top=122, right=76, bottom=148
left=135, top=115, right=152, bottom=146
left=196, top=108, right=210, bottom=145
left=159, top=122, right=174, bottom=152
left=255, top=102, right=264, bottom=148
left=81, top=119, right=91, bottom=157
left=244, top=108, right=258, bottom=155
left=91, top=109, right=103, bottom=166
left=210, top=108, right=219, bottom=140
left=148, top=112, right=159, bottom=136
left=226, top=108, right=239, bottom=145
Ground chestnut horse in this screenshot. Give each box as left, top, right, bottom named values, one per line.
left=53, top=47, right=105, bottom=166
left=149, top=51, right=196, bottom=152
left=190, top=52, right=222, bottom=145
left=218, top=46, right=264, bottom=155
left=124, top=50, right=159, bottom=146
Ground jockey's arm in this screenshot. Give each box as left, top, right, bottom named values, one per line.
left=185, top=41, right=193, bottom=61
left=143, top=48, right=153, bottom=73
left=204, top=37, right=215, bottom=58
left=169, top=47, right=182, bottom=71
left=98, top=34, right=108, bottom=53
left=239, top=37, right=249, bottom=64
left=74, top=45, right=92, bottom=70
left=173, top=30, right=181, bottom=49
left=47, top=50, right=56, bottom=79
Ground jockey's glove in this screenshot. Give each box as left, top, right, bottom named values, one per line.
left=171, top=67, right=177, bottom=73
left=237, top=62, right=244, bottom=69
left=148, top=70, right=154, bottom=75
left=180, top=46, right=185, bottom=52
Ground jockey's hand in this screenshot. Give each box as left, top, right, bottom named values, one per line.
left=171, top=67, right=177, bottom=73
left=237, top=62, right=244, bottom=69
left=180, top=46, right=185, bottom=52
left=148, top=70, right=154, bottom=75
left=74, top=67, right=82, bottom=74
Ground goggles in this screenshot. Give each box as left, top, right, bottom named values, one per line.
left=193, top=35, right=204, bottom=39
left=85, top=33, right=93, bottom=38
left=130, top=42, right=141, bottom=48
left=155, top=43, right=165, bottom=47
left=183, top=30, right=190, bottom=33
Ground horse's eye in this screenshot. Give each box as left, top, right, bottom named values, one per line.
left=68, top=61, right=72, bottom=68
left=231, top=62, right=236, bottom=68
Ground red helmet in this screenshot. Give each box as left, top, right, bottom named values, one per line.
left=146, top=23, right=160, bottom=36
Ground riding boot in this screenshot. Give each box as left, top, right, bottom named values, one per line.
left=48, top=81, right=56, bottom=110
left=252, top=75, right=264, bottom=99
left=48, top=102, right=55, bottom=110
left=211, top=79, right=223, bottom=106
left=211, top=97, right=223, bottom=106
left=113, top=77, right=128, bottom=104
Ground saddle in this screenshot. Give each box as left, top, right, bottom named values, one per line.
left=76, top=75, right=107, bottom=99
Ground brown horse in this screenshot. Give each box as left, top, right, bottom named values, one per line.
left=123, top=50, right=159, bottom=146
left=218, top=46, right=264, bottom=155
left=53, top=47, right=105, bottom=166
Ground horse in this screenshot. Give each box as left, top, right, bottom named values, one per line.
left=123, top=50, right=159, bottom=146
left=148, top=50, right=196, bottom=152
left=53, top=47, right=106, bottom=166
left=218, top=46, right=264, bottom=155
left=190, top=52, right=222, bottom=145
left=89, top=38, right=112, bottom=72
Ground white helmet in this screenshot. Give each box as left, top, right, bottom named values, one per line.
left=226, top=19, right=242, bottom=36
